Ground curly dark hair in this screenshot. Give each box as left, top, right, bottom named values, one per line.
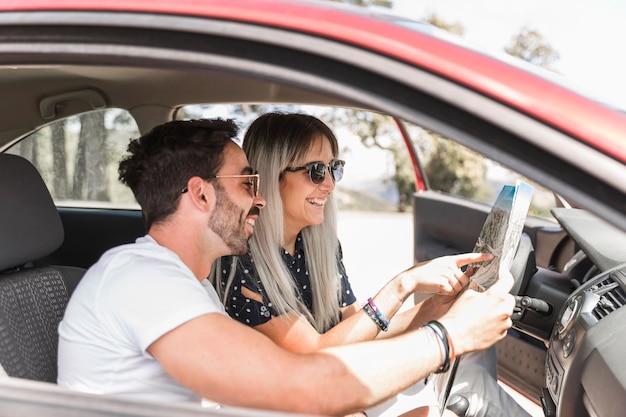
left=119, top=118, right=239, bottom=229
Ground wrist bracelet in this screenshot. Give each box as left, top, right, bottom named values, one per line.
left=424, top=324, right=446, bottom=372
left=431, top=320, right=455, bottom=362
left=425, top=320, right=454, bottom=373
left=367, top=297, right=390, bottom=330
left=362, top=302, right=388, bottom=332
left=362, top=298, right=389, bottom=332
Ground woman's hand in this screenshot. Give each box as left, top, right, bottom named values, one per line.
left=397, top=252, right=494, bottom=296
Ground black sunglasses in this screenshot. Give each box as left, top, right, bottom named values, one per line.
left=283, top=159, right=345, bottom=184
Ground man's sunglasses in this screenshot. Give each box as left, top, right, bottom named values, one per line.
left=181, top=173, right=260, bottom=197
left=283, top=159, right=345, bottom=185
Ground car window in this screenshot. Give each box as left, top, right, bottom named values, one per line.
left=407, top=125, right=558, bottom=221
left=5, top=109, right=139, bottom=208
left=178, top=103, right=408, bottom=211
left=179, top=103, right=558, bottom=221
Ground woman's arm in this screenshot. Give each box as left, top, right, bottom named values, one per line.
left=254, top=303, right=381, bottom=353
left=366, top=252, right=495, bottom=338
left=253, top=252, right=494, bottom=351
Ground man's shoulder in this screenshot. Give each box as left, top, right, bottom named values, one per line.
left=100, top=235, right=177, bottom=265
left=80, top=237, right=187, bottom=292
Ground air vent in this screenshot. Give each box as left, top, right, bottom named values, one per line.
left=591, top=276, right=626, bottom=320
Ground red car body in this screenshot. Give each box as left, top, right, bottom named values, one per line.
left=0, top=2, right=624, bottom=417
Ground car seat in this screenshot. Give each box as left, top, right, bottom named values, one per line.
left=0, top=154, right=85, bottom=383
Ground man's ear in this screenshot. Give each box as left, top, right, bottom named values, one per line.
left=185, top=177, right=214, bottom=209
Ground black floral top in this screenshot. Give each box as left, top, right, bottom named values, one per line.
left=219, top=234, right=357, bottom=328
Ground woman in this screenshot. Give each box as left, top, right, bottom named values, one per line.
left=211, top=112, right=529, bottom=417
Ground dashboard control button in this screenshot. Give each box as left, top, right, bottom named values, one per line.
left=563, top=329, right=576, bottom=358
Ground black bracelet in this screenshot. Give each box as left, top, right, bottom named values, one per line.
left=362, top=302, right=389, bottom=332
left=423, top=324, right=446, bottom=375
left=367, top=297, right=390, bottom=331
left=426, top=321, right=451, bottom=373
left=429, top=320, right=455, bottom=361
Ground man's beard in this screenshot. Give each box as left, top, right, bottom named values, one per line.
left=209, top=186, right=251, bottom=255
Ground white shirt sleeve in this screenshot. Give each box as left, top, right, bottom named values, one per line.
left=96, top=252, right=224, bottom=351
left=58, top=236, right=226, bottom=402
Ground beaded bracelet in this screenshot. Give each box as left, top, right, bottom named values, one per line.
left=362, top=302, right=388, bottom=332
left=362, top=297, right=390, bottom=332
left=425, top=320, right=455, bottom=373
left=367, top=297, right=390, bottom=328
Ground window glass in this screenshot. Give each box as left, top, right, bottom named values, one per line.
left=6, top=109, right=138, bottom=208
left=178, top=103, right=557, bottom=220
left=177, top=103, right=403, bottom=212
left=407, top=124, right=558, bottom=220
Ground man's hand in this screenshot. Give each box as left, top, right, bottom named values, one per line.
left=437, top=270, right=515, bottom=356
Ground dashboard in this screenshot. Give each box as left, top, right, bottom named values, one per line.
left=543, top=208, right=626, bottom=417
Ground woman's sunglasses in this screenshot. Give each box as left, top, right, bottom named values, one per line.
left=283, top=159, right=345, bottom=184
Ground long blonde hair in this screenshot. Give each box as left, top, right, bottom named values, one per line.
left=219, top=112, right=343, bottom=332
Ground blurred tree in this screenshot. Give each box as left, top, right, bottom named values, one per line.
left=112, top=109, right=138, bottom=129
left=13, top=132, right=39, bottom=171
left=505, top=26, right=560, bottom=70
left=422, top=13, right=464, bottom=35
left=51, top=121, right=69, bottom=199
left=73, top=111, right=110, bottom=201
left=422, top=134, right=490, bottom=200
left=321, top=109, right=415, bottom=211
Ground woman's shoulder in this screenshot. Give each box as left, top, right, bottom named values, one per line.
left=218, top=253, right=262, bottom=286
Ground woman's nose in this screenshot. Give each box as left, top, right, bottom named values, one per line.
left=318, top=168, right=335, bottom=191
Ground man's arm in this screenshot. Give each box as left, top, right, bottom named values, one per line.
left=148, top=274, right=514, bottom=416
left=149, top=312, right=441, bottom=416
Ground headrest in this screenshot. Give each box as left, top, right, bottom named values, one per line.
left=0, top=154, right=63, bottom=271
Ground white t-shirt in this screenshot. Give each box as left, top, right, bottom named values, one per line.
left=58, top=235, right=226, bottom=403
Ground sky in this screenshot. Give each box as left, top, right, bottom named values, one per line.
left=385, top=0, right=626, bottom=110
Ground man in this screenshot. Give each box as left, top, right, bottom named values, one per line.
left=58, top=118, right=515, bottom=416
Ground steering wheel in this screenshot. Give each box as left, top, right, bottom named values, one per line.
left=509, top=233, right=537, bottom=296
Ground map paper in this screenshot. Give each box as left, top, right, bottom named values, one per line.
left=434, top=180, right=534, bottom=415
left=468, top=180, right=534, bottom=291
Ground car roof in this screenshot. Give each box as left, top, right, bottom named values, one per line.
left=2, top=0, right=625, bottom=163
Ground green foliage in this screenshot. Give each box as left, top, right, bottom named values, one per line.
left=7, top=109, right=138, bottom=205
left=505, top=26, right=560, bottom=70
left=391, top=148, right=416, bottom=212
left=423, top=133, right=490, bottom=201
left=321, top=108, right=415, bottom=211
left=422, top=13, right=464, bottom=35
